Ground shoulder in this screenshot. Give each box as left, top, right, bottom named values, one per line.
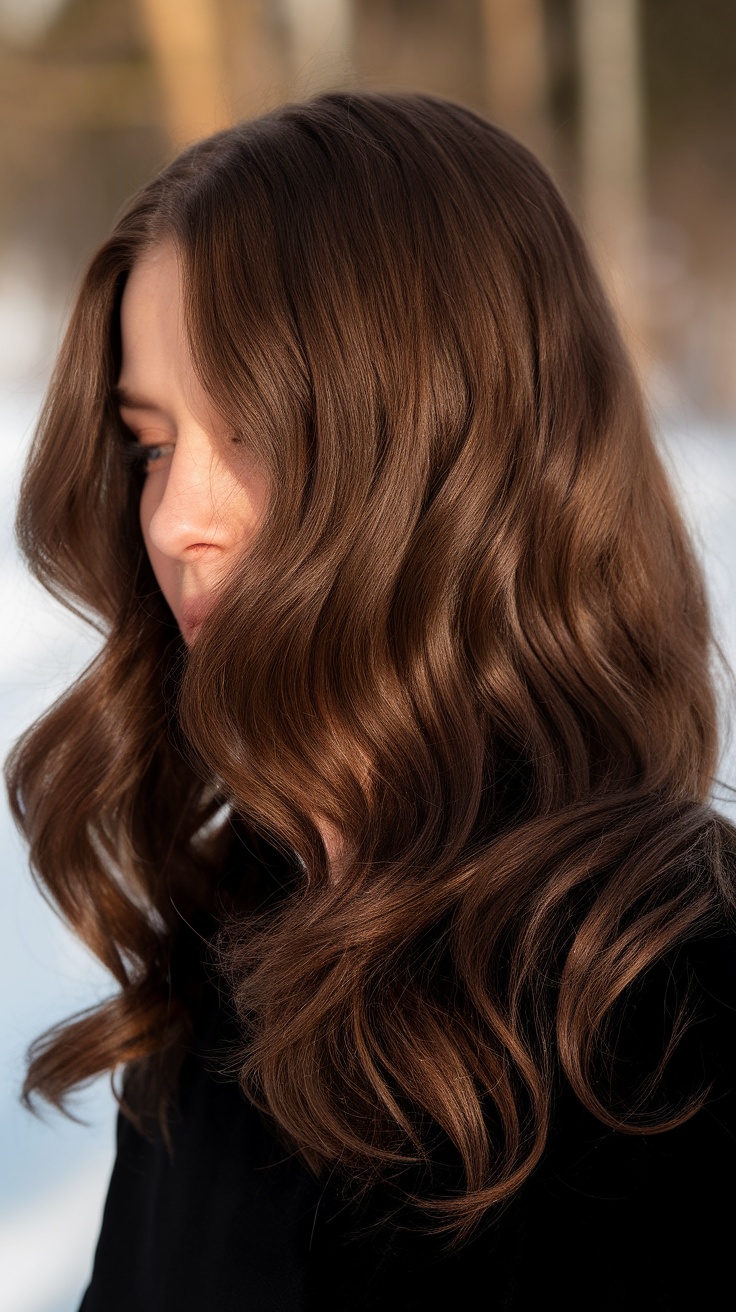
left=551, top=917, right=736, bottom=1137
left=544, top=916, right=736, bottom=1207
left=617, top=916, right=736, bottom=1095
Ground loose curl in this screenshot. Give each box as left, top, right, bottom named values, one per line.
left=6, top=90, right=736, bottom=1243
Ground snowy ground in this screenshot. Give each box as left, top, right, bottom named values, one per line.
left=1, top=281, right=736, bottom=1311
left=0, top=380, right=113, bottom=1312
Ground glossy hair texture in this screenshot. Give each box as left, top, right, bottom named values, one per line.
left=7, top=90, right=736, bottom=1242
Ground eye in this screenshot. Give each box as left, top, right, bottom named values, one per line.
left=119, top=436, right=174, bottom=472
left=140, top=443, right=173, bottom=469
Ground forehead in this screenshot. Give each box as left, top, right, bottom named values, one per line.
left=117, top=241, right=203, bottom=415
left=117, top=241, right=229, bottom=437
left=119, top=241, right=184, bottom=348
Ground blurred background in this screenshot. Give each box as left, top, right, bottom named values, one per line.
left=1, top=2, right=736, bottom=1309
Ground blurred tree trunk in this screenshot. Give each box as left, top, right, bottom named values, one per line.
left=479, top=0, right=552, bottom=164
left=574, top=0, right=647, bottom=357
left=281, top=0, right=354, bottom=95
left=134, top=0, right=233, bottom=148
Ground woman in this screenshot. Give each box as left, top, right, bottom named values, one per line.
left=6, top=90, right=736, bottom=1310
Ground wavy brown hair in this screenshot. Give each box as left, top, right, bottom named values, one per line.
left=6, top=90, right=736, bottom=1242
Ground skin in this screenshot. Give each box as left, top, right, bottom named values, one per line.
left=117, top=239, right=347, bottom=877
left=117, top=239, right=269, bottom=646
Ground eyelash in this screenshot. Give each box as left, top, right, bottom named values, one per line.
left=119, top=437, right=171, bottom=471
left=117, top=429, right=246, bottom=471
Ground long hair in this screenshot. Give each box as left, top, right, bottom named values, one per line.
left=6, top=90, right=736, bottom=1242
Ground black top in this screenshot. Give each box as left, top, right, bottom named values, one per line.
left=77, top=914, right=736, bottom=1311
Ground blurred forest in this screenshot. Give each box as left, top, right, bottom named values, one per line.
left=1, top=0, right=736, bottom=418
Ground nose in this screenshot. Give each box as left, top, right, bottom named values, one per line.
left=143, top=429, right=233, bottom=563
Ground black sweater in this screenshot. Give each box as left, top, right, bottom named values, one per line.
left=77, top=912, right=736, bottom=1311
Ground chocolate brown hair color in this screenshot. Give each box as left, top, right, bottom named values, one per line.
left=6, top=90, right=736, bottom=1243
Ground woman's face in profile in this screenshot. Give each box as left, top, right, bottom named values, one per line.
left=117, top=241, right=269, bottom=644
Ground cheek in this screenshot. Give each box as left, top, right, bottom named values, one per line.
left=138, top=477, right=158, bottom=564
left=226, top=452, right=270, bottom=538
left=249, top=466, right=270, bottom=528
left=139, top=480, right=177, bottom=606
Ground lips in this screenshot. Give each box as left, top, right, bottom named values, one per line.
left=179, top=597, right=211, bottom=640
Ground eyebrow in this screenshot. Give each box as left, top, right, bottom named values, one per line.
left=113, top=384, right=164, bottom=411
